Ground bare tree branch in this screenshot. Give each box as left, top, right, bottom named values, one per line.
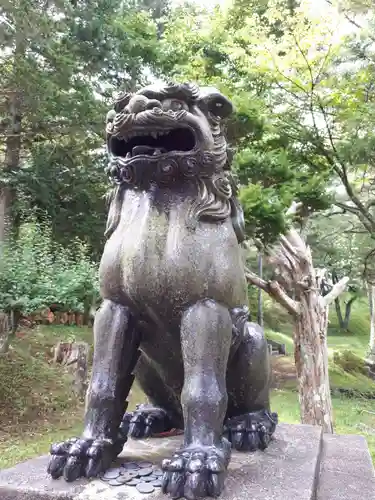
left=325, top=0, right=375, bottom=44
left=322, top=277, right=350, bottom=307
left=334, top=201, right=361, bottom=214
left=245, top=268, right=300, bottom=317
left=293, top=34, right=315, bottom=90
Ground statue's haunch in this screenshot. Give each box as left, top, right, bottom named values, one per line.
left=47, top=82, right=277, bottom=499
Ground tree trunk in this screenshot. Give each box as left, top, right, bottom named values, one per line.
left=368, top=284, right=375, bottom=361
left=294, top=275, right=333, bottom=433
left=0, top=313, right=10, bottom=355
left=0, top=188, right=12, bottom=244
left=257, top=253, right=263, bottom=327
left=248, top=242, right=335, bottom=432
left=334, top=297, right=345, bottom=329
left=246, top=202, right=349, bottom=433
left=342, top=296, right=357, bottom=330
left=1, top=91, right=22, bottom=243
left=332, top=271, right=345, bottom=329
left=1, top=26, right=25, bottom=244
left=267, top=212, right=335, bottom=432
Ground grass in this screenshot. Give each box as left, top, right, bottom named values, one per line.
left=0, top=325, right=91, bottom=468
left=0, top=325, right=92, bottom=431
left=0, top=301, right=374, bottom=469
left=0, top=324, right=147, bottom=469
left=327, top=334, right=369, bottom=358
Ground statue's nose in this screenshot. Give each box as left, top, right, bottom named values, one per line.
left=126, top=95, right=162, bottom=114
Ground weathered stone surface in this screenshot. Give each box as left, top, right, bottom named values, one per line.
left=1, top=423, right=374, bottom=500
left=317, top=433, right=375, bottom=500
left=0, top=424, right=322, bottom=500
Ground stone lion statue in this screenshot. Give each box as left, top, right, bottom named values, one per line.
left=47, top=82, right=277, bottom=499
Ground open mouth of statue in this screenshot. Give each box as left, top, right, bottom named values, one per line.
left=110, top=127, right=197, bottom=159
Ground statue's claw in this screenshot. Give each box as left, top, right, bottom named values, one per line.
left=223, top=410, right=278, bottom=452
left=47, top=455, right=66, bottom=479
left=47, top=437, right=117, bottom=480
left=162, top=443, right=230, bottom=499
left=122, top=403, right=174, bottom=439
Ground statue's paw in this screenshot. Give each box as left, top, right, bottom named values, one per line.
left=161, top=441, right=230, bottom=499
left=47, top=437, right=117, bottom=481
left=122, top=403, right=174, bottom=439
left=224, top=410, right=278, bottom=452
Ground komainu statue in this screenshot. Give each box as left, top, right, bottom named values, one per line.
left=47, top=82, right=278, bottom=499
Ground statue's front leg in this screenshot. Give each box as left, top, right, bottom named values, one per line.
left=162, top=299, right=232, bottom=500
left=47, top=299, right=140, bottom=481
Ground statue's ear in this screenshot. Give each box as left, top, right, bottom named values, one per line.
left=198, top=87, right=234, bottom=119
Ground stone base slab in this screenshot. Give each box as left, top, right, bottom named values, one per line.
left=0, top=423, right=373, bottom=500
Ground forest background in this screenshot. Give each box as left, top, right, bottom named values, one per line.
left=1, top=0, right=375, bottom=466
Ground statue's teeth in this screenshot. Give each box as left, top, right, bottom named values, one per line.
left=151, top=131, right=158, bottom=139
left=153, top=149, right=161, bottom=155
left=126, top=152, right=131, bottom=159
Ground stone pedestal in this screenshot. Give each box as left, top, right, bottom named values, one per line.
left=0, top=424, right=374, bottom=500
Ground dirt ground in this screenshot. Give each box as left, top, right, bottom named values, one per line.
left=271, top=355, right=297, bottom=388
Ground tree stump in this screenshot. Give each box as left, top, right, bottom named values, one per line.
left=67, top=313, right=75, bottom=325
left=74, top=343, right=89, bottom=399
left=75, top=313, right=84, bottom=326
left=53, top=341, right=89, bottom=399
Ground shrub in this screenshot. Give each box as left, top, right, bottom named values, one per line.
left=0, top=222, right=99, bottom=315
left=333, top=350, right=368, bottom=376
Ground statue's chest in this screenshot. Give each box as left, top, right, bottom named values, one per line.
left=117, top=203, right=195, bottom=279
left=101, top=189, right=244, bottom=308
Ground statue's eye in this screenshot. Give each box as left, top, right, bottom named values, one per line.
left=197, top=90, right=233, bottom=118
left=209, top=98, right=228, bottom=117
left=162, top=99, right=187, bottom=111
left=171, top=100, right=183, bottom=111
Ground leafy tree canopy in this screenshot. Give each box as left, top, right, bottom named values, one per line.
left=1, top=0, right=165, bottom=255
